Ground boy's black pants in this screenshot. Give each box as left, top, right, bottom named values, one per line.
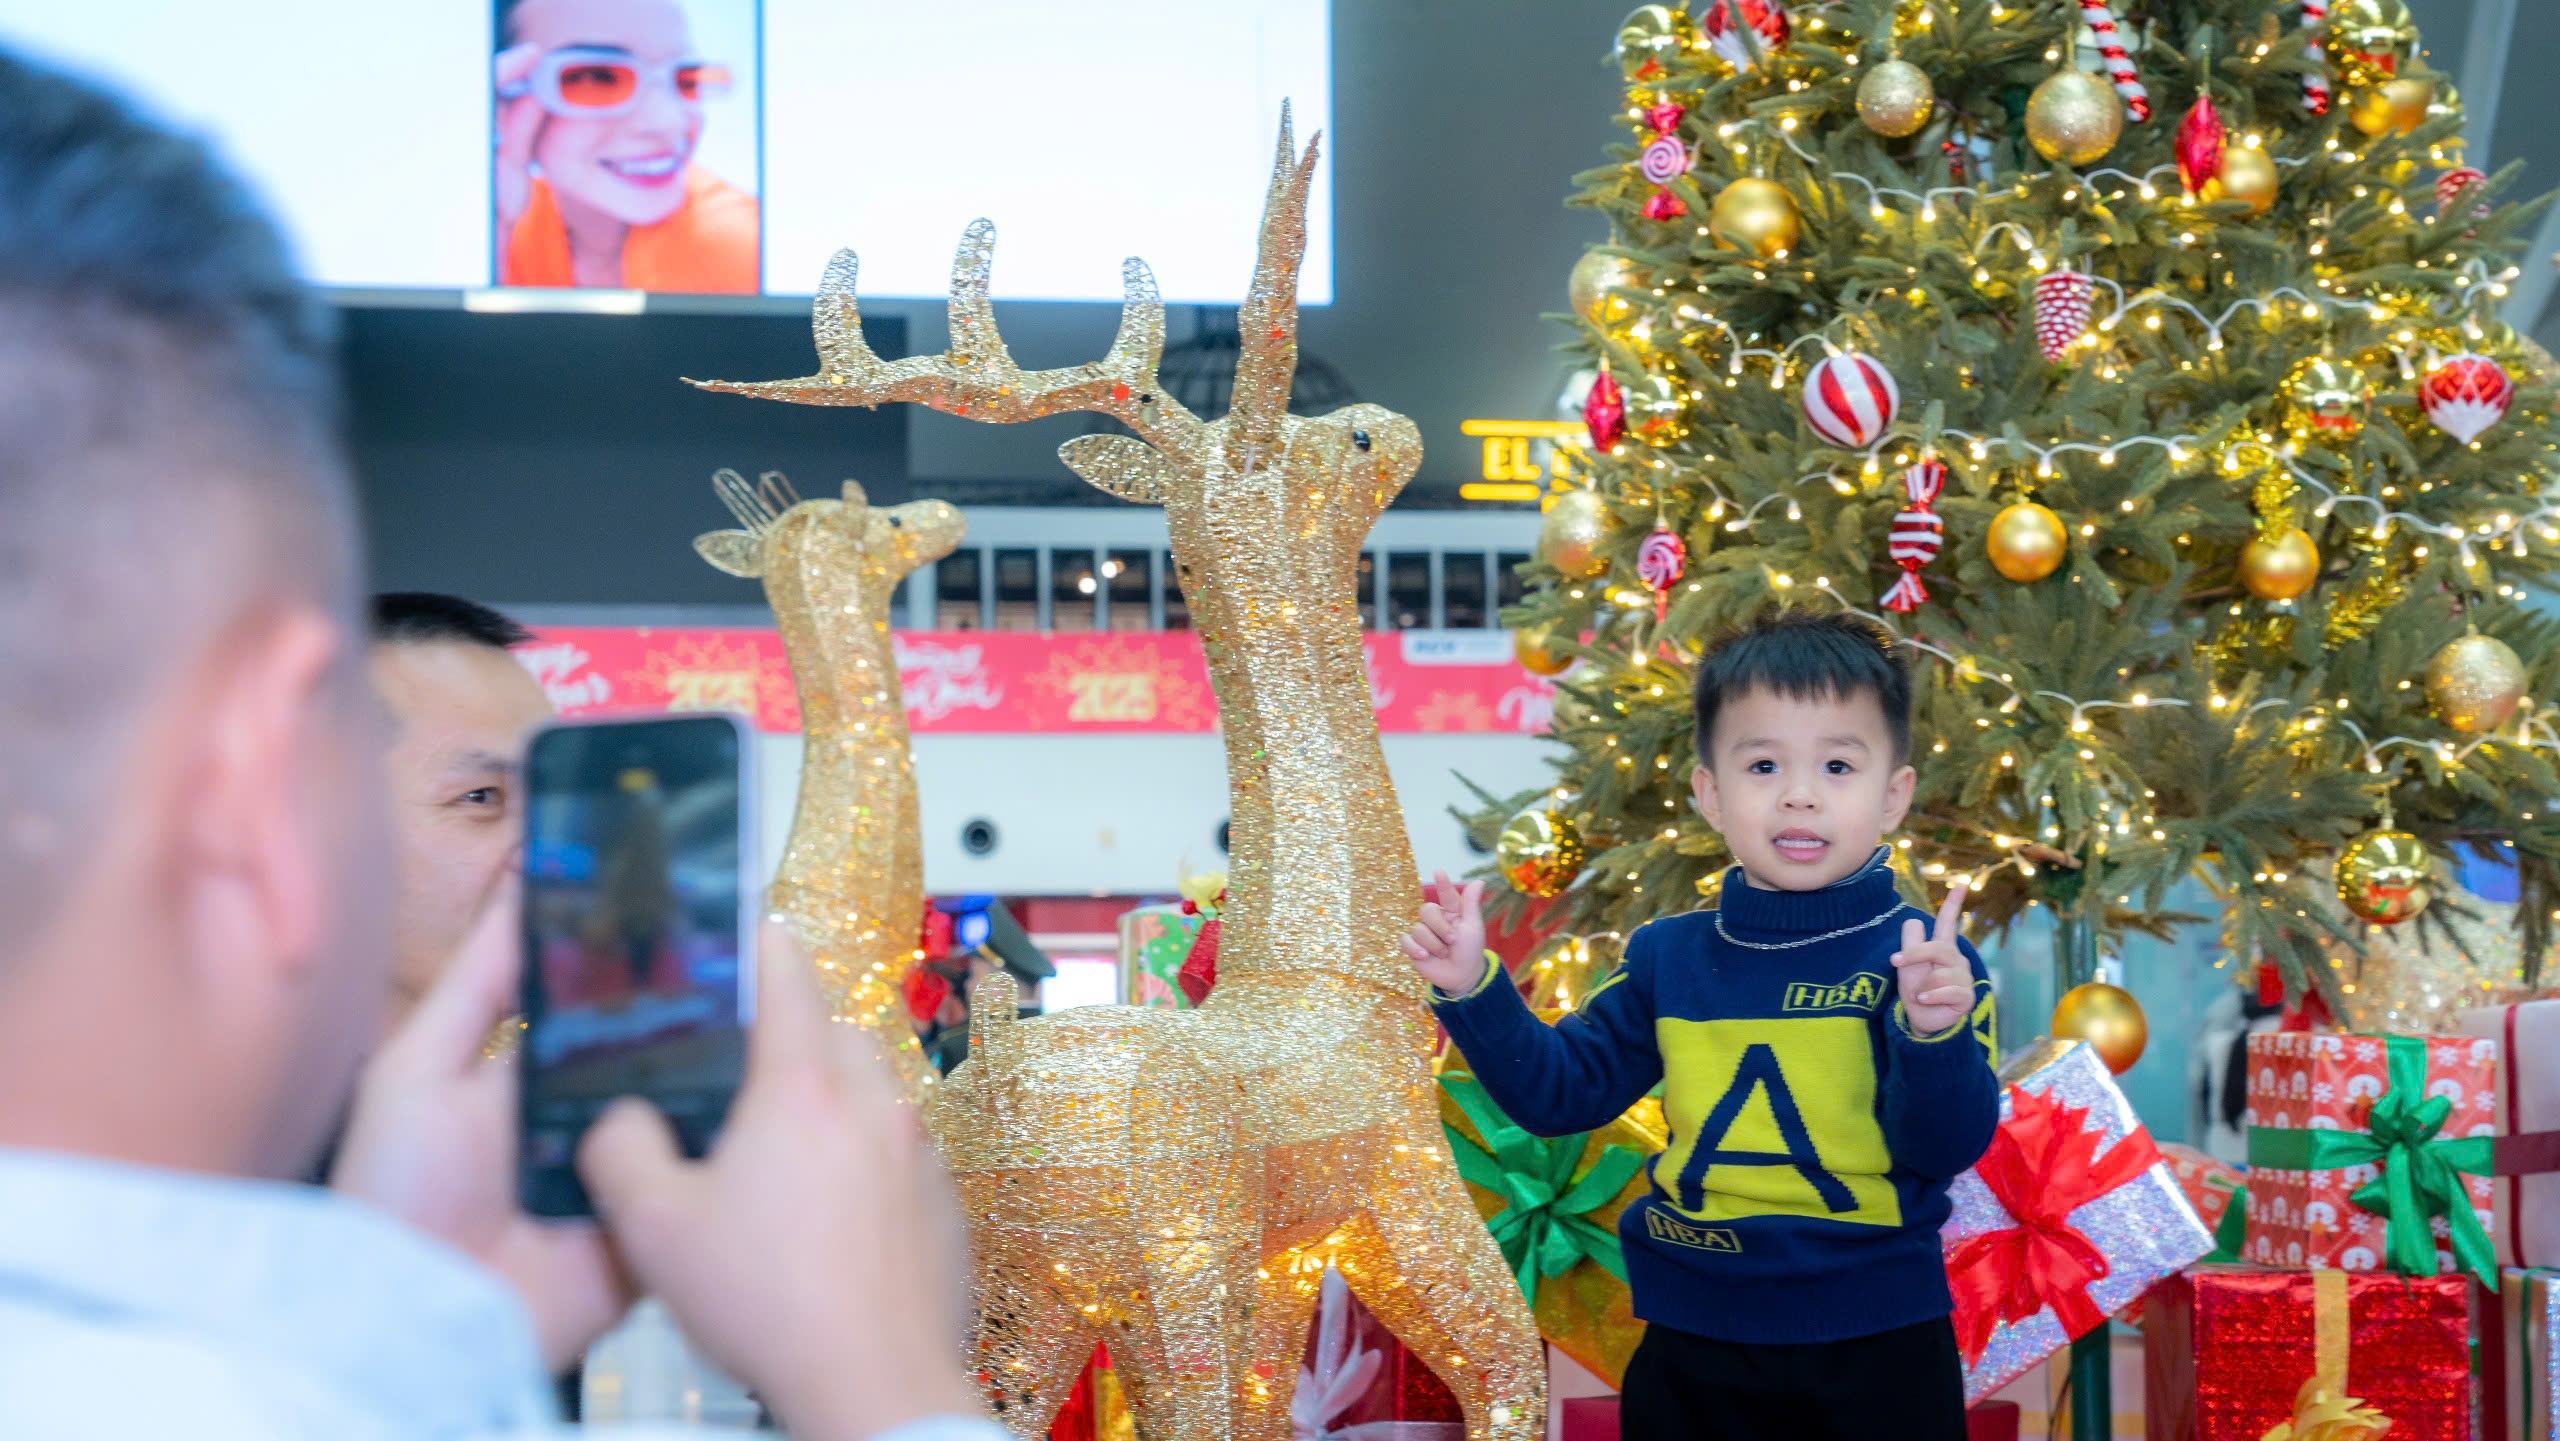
left=1619, top=1315, right=1968, bottom=1441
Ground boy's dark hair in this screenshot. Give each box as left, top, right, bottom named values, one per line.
left=371, top=592, right=534, bottom=650
left=1691, top=608, right=1914, bottom=765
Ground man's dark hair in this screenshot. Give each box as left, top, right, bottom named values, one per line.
left=372, top=593, right=534, bottom=650
left=0, top=49, right=353, bottom=950
left=1691, top=608, right=1914, bottom=766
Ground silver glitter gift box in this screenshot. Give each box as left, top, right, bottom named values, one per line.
left=1941, top=1037, right=2217, bottom=1403
left=2496, top=1266, right=2558, bottom=1441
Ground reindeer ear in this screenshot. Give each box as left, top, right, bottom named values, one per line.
left=1060, top=435, right=1172, bottom=506
left=694, top=529, right=764, bottom=577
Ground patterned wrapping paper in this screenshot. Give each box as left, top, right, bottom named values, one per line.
left=2160, top=1143, right=2250, bottom=1259
left=2140, top=1266, right=2474, bottom=1441
left=1114, top=903, right=1206, bottom=1009
left=2458, top=1001, right=2560, bottom=1267
left=1941, top=1038, right=2217, bottom=1403
left=2240, top=1031, right=2500, bottom=1279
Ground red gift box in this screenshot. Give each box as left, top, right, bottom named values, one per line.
left=2161, top=1143, right=2247, bottom=1251
left=1554, top=1395, right=2020, bottom=1440
left=2241, top=1031, right=2499, bottom=1279
left=2141, top=1265, right=2474, bottom=1441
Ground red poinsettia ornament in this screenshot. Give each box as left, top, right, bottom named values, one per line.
left=2176, top=94, right=2225, bottom=195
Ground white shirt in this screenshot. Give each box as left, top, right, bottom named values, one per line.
left=0, top=1147, right=1003, bottom=1441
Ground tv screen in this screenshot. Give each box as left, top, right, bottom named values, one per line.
left=6, top=0, right=1330, bottom=305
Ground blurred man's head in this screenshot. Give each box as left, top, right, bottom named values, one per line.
left=370, top=593, right=552, bottom=1023
left=0, top=50, right=386, bottom=1180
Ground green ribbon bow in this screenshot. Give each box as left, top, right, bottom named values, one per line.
left=2246, top=1033, right=2497, bottom=1287
left=1439, top=1072, right=1645, bottom=1306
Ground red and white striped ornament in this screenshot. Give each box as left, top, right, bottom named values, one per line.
left=1636, top=524, right=1688, bottom=621
left=2034, top=269, right=2095, bottom=363
left=2420, top=352, right=2514, bottom=444
left=1801, top=351, right=1900, bottom=450
left=1881, top=458, right=1948, bottom=613
left=1700, top=0, right=1790, bottom=73
left=2298, top=1, right=2333, bottom=115
left=2076, top=1, right=2150, bottom=122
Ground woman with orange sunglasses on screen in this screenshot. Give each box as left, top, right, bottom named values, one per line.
left=493, top=0, right=757, bottom=294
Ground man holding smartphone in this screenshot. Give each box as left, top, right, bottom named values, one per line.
left=0, top=46, right=992, bottom=1441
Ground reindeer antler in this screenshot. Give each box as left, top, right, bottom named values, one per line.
left=1231, top=104, right=1321, bottom=455
left=687, top=224, right=1203, bottom=461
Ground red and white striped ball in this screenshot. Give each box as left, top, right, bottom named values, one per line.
left=2420, top=352, right=2513, bottom=445
left=1801, top=351, right=1900, bottom=449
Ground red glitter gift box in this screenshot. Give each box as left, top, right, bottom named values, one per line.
left=2141, top=1265, right=2475, bottom=1441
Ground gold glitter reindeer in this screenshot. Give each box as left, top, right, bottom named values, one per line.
left=689, top=111, right=1544, bottom=1441
left=694, top=469, right=961, bottom=1101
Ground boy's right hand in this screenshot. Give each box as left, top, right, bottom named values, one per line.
left=1401, top=871, right=1490, bottom=995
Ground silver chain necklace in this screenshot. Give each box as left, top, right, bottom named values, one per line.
left=1710, top=850, right=1903, bottom=951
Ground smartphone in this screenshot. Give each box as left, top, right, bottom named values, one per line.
left=518, top=713, right=757, bottom=1218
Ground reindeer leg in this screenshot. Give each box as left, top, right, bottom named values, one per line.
left=965, top=1235, right=1097, bottom=1441
left=1229, top=1252, right=1323, bottom=1441
left=1348, top=1170, right=1548, bottom=1441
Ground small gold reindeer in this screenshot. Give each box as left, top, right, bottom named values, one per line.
left=692, top=111, right=1544, bottom=1441
left=694, top=469, right=962, bottom=1101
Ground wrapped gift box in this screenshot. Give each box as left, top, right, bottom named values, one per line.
left=1115, top=903, right=1206, bottom=1010
left=1942, top=1037, right=2216, bottom=1403
left=2457, top=1000, right=2560, bottom=1267
left=2241, top=1031, right=2500, bottom=1282
left=2142, top=1265, right=2474, bottom=1441
left=1438, top=1058, right=1664, bottom=1388
left=2484, top=1267, right=2557, bottom=1441
left=2159, top=1143, right=2248, bottom=1260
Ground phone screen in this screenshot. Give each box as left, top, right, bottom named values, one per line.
left=519, top=714, right=753, bottom=1217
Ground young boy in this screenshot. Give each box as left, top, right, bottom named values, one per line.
left=1405, top=608, right=2000, bottom=1441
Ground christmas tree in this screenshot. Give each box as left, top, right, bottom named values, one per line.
left=1487, top=0, right=2560, bottom=1008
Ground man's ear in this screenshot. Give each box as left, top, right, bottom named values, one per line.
left=1882, top=760, right=1917, bottom=836
left=181, top=606, right=347, bottom=982
left=1690, top=763, right=1722, bottom=830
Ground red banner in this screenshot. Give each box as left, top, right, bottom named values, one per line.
left=518, top=627, right=1557, bottom=736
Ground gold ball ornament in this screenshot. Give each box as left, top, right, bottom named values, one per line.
left=2323, top=0, right=2417, bottom=89
left=1615, top=4, right=1688, bottom=80
left=2027, top=69, right=2124, bottom=167
left=2051, top=982, right=2148, bottom=1074
left=2280, top=356, right=2371, bottom=446
left=1987, top=501, right=2068, bottom=583
left=1513, top=620, right=1575, bottom=677
left=1708, top=178, right=1803, bottom=259
left=1857, top=59, right=1935, bottom=138
left=2202, top=145, right=2279, bottom=216
left=2336, top=827, right=2435, bottom=926
left=2348, top=75, right=2434, bottom=136
left=2239, top=525, right=2322, bottom=602
left=1497, top=803, right=1587, bottom=898
left=2425, top=630, right=2528, bottom=733
left=1538, top=489, right=1613, bottom=578
left=1568, top=250, right=1641, bottom=328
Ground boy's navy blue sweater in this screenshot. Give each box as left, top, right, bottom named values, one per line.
left=1432, top=854, right=2001, bottom=1346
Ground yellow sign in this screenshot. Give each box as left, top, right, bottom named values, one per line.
left=1460, top=419, right=1585, bottom=496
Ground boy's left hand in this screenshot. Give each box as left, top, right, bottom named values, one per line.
left=1891, top=881, right=1974, bottom=1037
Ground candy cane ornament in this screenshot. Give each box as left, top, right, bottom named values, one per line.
left=2299, top=1, right=2333, bottom=115
left=2077, top=1, right=2150, bottom=122
left=1881, top=459, right=1947, bottom=613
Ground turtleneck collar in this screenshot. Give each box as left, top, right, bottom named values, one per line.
left=1715, top=847, right=1902, bottom=943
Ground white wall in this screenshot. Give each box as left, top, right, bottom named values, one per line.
left=751, top=729, right=1553, bottom=894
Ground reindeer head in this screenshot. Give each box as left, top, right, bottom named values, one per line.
left=687, top=105, right=1419, bottom=558
left=695, top=469, right=962, bottom=583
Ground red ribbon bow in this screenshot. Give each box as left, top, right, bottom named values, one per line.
left=1948, top=1081, right=2163, bottom=1363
